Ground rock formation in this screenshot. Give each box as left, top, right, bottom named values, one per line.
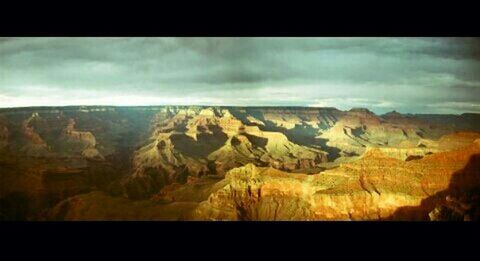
left=62, top=118, right=104, bottom=160
left=125, top=107, right=328, bottom=199
left=193, top=133, right=480, bottom=220
left=19, top=113, right=50, bottom=157
left=1, top=106, right=479, bottom=221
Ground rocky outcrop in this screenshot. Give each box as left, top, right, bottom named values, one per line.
left=125, top=107, right=328, bottom=199
left=0, top=107, right=157, bottom=220
left=62, top=119, right=104, bottom=160
left=317, top=108, right=449, bottom=159
left=193, top=134, right=480, bottom=220
left=20, top=113, right=50, bottom=157
left=64, top=119, right=97, bottom=147
left=427, top=194, right=480, bottom=221
left=391, top=140, right=480, bottom=221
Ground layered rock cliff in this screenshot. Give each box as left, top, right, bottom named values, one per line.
left=124, top=107, right=328, bottom=199
left=193, top=133, right=480, bottom=220
left=1, top=106, right=479, bottom=221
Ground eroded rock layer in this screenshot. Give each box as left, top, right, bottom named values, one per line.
left=193, top=134, right=480, bottom=220
left=125, top=107, right=329, bottom=198
left=1, top=106, right=479, bottom=221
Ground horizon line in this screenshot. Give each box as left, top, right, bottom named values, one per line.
left=0, top=104, right=478, bottom=116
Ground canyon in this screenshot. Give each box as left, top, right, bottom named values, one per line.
left=1, top=106, right=479, bottom=221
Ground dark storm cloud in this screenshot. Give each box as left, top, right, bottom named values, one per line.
left=173, top=37, right=480, bottom=84
left=418, top=38, right=480, bottom=61
left=0, top=37, right=479, bottom=113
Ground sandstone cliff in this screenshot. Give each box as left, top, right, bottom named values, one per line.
left=193, top=134, right=480, bottom=220
left=125, top=107, right=328, bottom=199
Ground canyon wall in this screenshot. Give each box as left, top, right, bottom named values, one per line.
left=1, top=106, right=479, bottom=221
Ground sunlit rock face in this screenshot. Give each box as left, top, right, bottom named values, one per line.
left=124, top=106, right=462, bottom=200
left=1, top=106, right=480, bottom=221
left=318, top=108, right=448, bottom=159
left=193, top=134, right=480, bottom=221
left=124, top=107, right=329, bottom=199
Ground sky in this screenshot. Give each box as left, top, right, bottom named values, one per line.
left=0, top=37, right=479, bottom=114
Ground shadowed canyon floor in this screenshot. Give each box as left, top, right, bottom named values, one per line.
left=1, top=106, right=479, bottom=221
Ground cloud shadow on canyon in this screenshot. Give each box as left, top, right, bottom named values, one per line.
left=388, top=153, right=480, bottom=221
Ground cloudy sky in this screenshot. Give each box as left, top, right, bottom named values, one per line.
left=0, top=37, right=479, bottom=114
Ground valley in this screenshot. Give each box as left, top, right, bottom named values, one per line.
left=1, top=106, right=479, bottom=221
